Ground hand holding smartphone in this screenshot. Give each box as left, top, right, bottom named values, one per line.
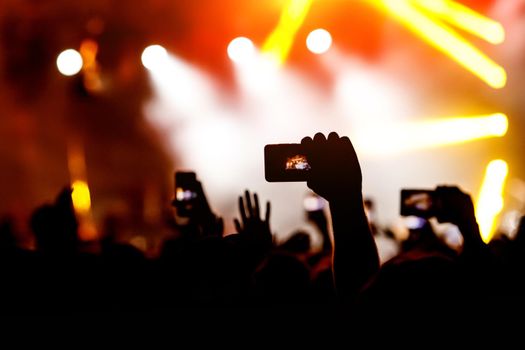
left=173, top=171, right=198, bottom=217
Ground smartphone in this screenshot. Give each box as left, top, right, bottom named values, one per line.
left=264, top=144, right=311, bottom=182
left=174, top=171, right=198, bottom=216
left=400, top=189, right=435, bottom=218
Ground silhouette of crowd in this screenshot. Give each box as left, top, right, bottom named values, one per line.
left=1, top=132, right=524, bottom=311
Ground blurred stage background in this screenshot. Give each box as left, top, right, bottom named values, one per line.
left=1, top=0, right=525, bottom=250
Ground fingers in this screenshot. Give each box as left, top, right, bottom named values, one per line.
left=238, top=196, right=247, bottom=224
left=304, top=132, right=350, bottom=145
left=313, top=132, right=326, bottom=143
left=241, top=190, right=263, bottom=220
left=234, top=218, right=242, bottom=233
left=436, top=185, right=462, bottom=195
left=254, top=193, right=260, bottom=219
left=327, top=132, right=339, bottom=143
left=301, top=136, right=313, bottom=145
left=305, top=132, right=349, bottom=148
left=236, top=192, right=269, bottom=232
left=244, top=190, right=253, bottom=217
left=341, top=135, right=359, bottom=159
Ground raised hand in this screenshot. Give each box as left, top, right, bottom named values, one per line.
left=435, top=186, right=476, bottom=227
left=172, top=176, right=224, bottom=238
left=299, top=132, right=378, bottom=300
left=434, top=185, right=485, bottom=257
left=234, top=190, right=272, bottom=250
left=301, top=132, right=362, bottom=203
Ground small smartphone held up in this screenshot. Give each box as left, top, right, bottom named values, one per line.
left=400, top=189, right=435, bottom=218
left=264, top=144, right=311, bottom=182
left=174, top=171, right=198, bottom=216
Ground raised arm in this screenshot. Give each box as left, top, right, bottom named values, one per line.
left=302, top=132, right=379, bottom=300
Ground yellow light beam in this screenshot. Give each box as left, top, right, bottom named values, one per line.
left=475, top=160, right=509, bottom=243
left=262, top=0, right=314, bottom=65
left=413, top=0, right=505, bottom=44
left=355, top=113, right=508, bottom=156
left=67, top=140, right=98, bottom=240
left=373, top=0, right=506, bottom=88
left=71, top=180, right=92, bottom=214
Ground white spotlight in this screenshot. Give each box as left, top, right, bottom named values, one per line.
left=56, top=49, right=83, bottom=76
left=141, top=45, right=168, bottom=71
left=306, top=29, right=332, bottom=54
left=227, top=37, right=255, bottom=63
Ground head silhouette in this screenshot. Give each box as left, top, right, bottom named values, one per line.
left=30, top=188, right=78, bottom=256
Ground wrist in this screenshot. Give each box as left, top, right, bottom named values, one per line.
left=328, top=192, right=364, bottom=208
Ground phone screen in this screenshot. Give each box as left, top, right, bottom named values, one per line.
left=175, top=188, right=197, bottom=202
left=286, top=155, right=311, bottom=171
left=400, top=189, right=435, bottom=218
left=265, top=144, right=311, bottom=182
left=174, top=171, right=198, bottom=217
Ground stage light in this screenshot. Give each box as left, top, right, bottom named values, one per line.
left=372, top=0, right=506, bottom=88
left=71, top=180, right=92, bottom=214
left=415, top=0, right=505, bottom=44
left=476, top=160, right=508, bottom=243
left=141, top=45, right=168, bottom=71
left=306, top=29, right=332, bottom=54
left=56, top=49, right=83, bottom=76
left=262, top=0, right=314, bottom=64
left=145, top=54, right=221, bottom=121
left=259, top=0, right=505, bottom=85
left=488, top=112, right=509, bottom=136
left=227, top=37, right=256, bottom=63
left=354, top=113, right=509, bottom=156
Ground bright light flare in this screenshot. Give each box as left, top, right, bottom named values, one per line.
left=71, top=180, right=92, bottom=214
left=330, top=58, right=415, bottom=123
left=476, top=160, right=509, bottom=243
left=373, top=0, right=506, bottom=88
left=306, top=29, right=332, bottom=54
left=56, top=49, right=83, bottom=76
left=141, top=45, right=168, bottom=71
left=415, top=0, right=505, bottom=44
left=145, top=54, right=221, bottom=122
left=355, top=113, right=508, bottom=156
left=262, top=0, right=314, bottom=64
left=227, top=37, right=256, bottom=63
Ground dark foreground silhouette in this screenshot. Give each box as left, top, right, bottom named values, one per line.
left=0, top=132, right=523, bottom=312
